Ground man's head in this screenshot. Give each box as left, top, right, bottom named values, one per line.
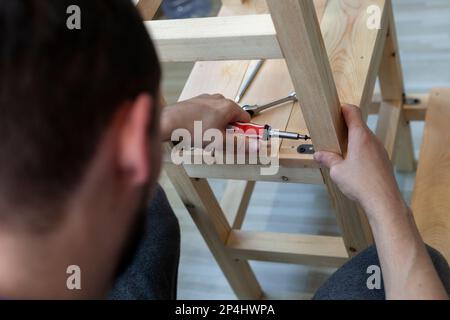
left=0, top=0, right=161, bottom=296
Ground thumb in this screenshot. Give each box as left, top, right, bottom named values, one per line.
left=230, top=109, right=251, bottom=124
left=314, top=151, right=343, bottom=169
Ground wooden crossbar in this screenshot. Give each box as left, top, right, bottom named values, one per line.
left=376, top=101, right=404, bottom=160
left=377, top=0, right=416, bottom=172
left=183, top=165, right=324, bottom=184
left=146, top=15, right=281, bottom=62
left=268, top=0, right=346, bottom=154
left=227, top=230, right=348, bottom=267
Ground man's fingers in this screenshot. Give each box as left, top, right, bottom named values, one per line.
left=227, top=101, right=251, bottom=123
left=341, top=104, right=365, bottom=131
left=314, top=151, right=343, bottom=169
left=231, top=109, right=251, bottom=123
left=211, top=93, right=225, bottom=99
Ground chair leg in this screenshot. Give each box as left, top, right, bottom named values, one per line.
left=378, top=0, right=416, bottom=172
left=164, top=161, right=263, bottom=299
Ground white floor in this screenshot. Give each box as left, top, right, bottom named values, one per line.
left=159, top=0, right=450, bottom=299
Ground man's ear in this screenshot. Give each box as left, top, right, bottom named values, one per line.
left=118, top=93, right=153, bottom=186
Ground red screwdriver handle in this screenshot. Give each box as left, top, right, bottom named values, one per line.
left=227, top=122, right=269, bottom=139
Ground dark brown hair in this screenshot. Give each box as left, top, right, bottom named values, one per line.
left=0, top=0, right=161, bottom=227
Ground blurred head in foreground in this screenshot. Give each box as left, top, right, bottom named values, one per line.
left=0, top=0, right=161, bottom=298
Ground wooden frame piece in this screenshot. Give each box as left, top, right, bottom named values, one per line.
left=377, top=0, right=416, bottom=172
left=322, top=0, right=388, bottom=120
left=378, top=1, right=404, bottom=102
left=268, top=0, right=382, bottom=255
left=158, top=0, right=417, bottom=298
left=183, top=164, right=324, bottom=185
left=227, top=230, right=348, bottom=267
left=376, top=101, right=403, bottom=159
left=412, top=89, right=450, bottom=262
left=370, top=93, right=428, bottom=121
left=267, top=0, right=346, bottom=154
left=146, top=15, right=281, bottom=62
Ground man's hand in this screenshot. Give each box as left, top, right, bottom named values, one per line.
left=314, top=104, right=405, bottom=222
left=314, top=105, right=448, bottom=300
left=160, top=94, right=251, bottom=142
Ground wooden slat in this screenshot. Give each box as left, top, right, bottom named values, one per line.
left=403, top=96, right=429, bottom=121
left=319, top=0, right=388, bottom=253
left=369, top=93, right=429, bottom=121
left=281, top=0, right=387, bottom=154
left=227, top=230, right=348, bottom=267
left=321, top=172, right=374, bottom=255
left=137, top=0, right=162, bottom=20
left=279, top=102, right=312, bottom=166
left=322, top=0, right=388, bottom=119
left=375, top=101, right=403, bottom=159
left=395, top=113, right=417, bottom=171
left=269, top=0, right=378, bottom=255
left=378, top=1, right=404, bottom=101
left=378, top=0, right=415, bottom=172
left=178, top=60, right=250, bottom=101
left=183, top=164, right=324, bottom=185
left=240, top=59, right=294, bottom=134
left=164, top=152, right=262, bottom=299
left=221, top=181, right=255, bottom=229
left=146, top=15, right=282, bottom=62
left=176, top=4, right=259, bottom=102
left=267, top=0, right=346, bottom=154
left=233, top=1, right=328, bottom=167
left=412, top=88, right=450, bottom=262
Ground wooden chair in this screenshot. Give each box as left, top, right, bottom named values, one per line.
left=412, top=88, right=450, bottom=262
left=138, top=0, right=422, bottom=299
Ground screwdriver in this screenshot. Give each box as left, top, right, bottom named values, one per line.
left=228, top=122, right=310, bottom=141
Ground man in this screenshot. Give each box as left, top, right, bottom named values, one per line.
left=0, top=0, right=448, bottom=300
